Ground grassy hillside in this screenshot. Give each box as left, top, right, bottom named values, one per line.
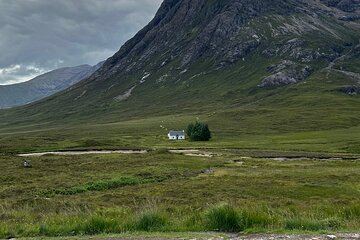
left=0, top=61, right=359, bottom=154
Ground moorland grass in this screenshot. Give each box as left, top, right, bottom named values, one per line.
left=206, top=204, right=242, bottom=232
left=43, top=176, right=142, bottom=196
left=1, top=152, right=360, bottom=238
left=132, top=210, right=170, bottom=231
left=1, top=204, right=360, bottom=238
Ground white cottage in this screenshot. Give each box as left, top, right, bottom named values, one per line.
left=168, top=130, right=186, bottom=140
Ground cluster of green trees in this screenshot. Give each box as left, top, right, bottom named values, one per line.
left=186, top=122, right=211, bottom=141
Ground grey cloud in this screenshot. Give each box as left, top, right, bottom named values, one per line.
left=0, top=0, right=162, bottom=84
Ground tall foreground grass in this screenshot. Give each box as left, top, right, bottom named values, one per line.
left=1, top=203, right=360, bottom=238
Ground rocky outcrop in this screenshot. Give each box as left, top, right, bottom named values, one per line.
left=339, top=85, right=360, bottom=95
left=266, top=60, right=296, bottom=73
left=263, top=38, right=340, bottom=63
left=321, top=0, right=360, bottom=12
left=354, top=44, right=360, bottom=55
left=261, top=62, right=313, bottom=87
left=339, top=14, right=360, bottom=21
left=219, top=41, right=260, bottom=66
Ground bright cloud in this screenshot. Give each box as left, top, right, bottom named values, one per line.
left=0, top=64, right=48, bottom=85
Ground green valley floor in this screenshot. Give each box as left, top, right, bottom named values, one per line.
left=1, top=148, right=360, bottom=239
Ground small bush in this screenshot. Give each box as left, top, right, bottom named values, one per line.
left=206, top=204, right=241, bottom=232
left=133, top=211, right=169, bottom=231
left=206, top=205, right=274, bottom=232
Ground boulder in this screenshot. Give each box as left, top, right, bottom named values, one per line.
left=339, top=85, right=360, bottom=95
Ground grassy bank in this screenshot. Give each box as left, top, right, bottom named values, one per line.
left=1, top=151, right=360, bottom=238
left=3, top=203, right=360, bottom=239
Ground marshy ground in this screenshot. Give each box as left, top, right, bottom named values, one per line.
left=1, top=149, right=360, bottom=239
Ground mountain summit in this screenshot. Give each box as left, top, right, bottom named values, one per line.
left=1, top=0, right=360, bottom=128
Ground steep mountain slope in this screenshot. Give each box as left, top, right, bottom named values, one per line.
left=1, top=0, right=360, bottom=153
left=0, top=62, right=103, bottom=109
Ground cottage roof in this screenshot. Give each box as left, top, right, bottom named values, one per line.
left=168, top=131, right=185, bottom=136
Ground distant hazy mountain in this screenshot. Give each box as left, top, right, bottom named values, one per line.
left=0, top=62, right=103, bottom=108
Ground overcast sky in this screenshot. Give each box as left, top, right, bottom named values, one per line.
left=0, top=0, right=162, bottom=85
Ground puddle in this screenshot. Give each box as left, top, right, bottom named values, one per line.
left=19, top=150, right=147, bottom=157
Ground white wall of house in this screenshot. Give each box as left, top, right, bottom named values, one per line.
left=168, top=133, right=186, bottom=140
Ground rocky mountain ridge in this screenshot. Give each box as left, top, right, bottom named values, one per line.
left=88, top=0, right=359, bottom=88
left=0, top=0, right=359, bottom=124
